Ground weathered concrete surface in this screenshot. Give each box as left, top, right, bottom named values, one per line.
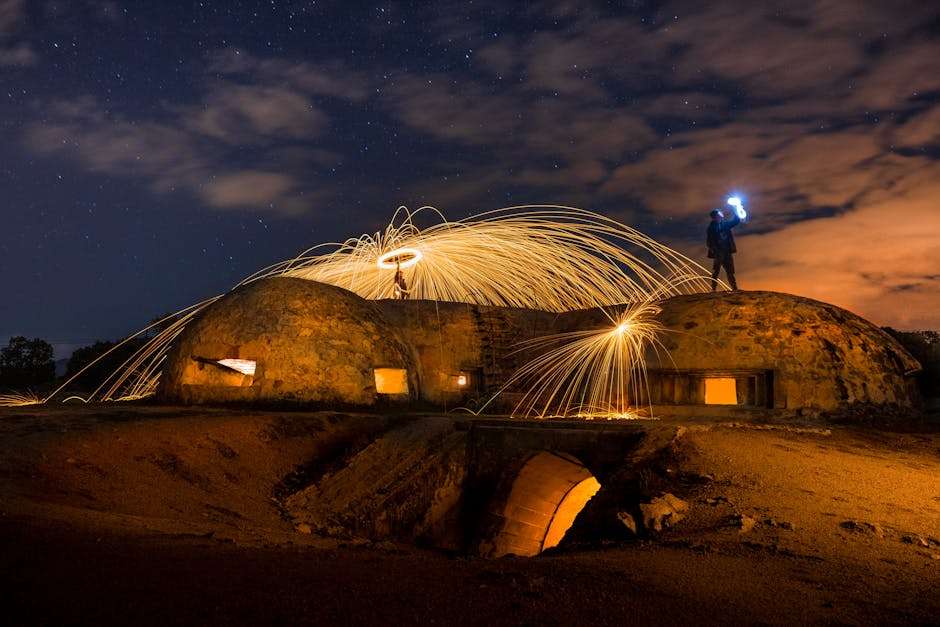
left=160, top=278, right=920, bottom=415
left=160, top=278, right=415, bottom=406
left=282, top=417, right=665, bottom=555
left=465, top=420, right=663, bottom=556
left=478, top=450, right=595, bottom=557
left=378, top=301, right=482, bottom=407
left=285, top=417, right=468, bottom=550
left=466, top=420, right=650, bottom=483
left=379, top=299, right=557, bottom=406
left=648, top=291, right=921, bottom=412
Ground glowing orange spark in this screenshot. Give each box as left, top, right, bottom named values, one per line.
left=376, top=247, right=423, bottom=269
left=5, top=205, right=722, bottom=408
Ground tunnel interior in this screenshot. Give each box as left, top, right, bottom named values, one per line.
left=483, top=451, right=600, bottom=558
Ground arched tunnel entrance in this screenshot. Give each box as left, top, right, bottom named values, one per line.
left=481, top=451, right=601, bottom=558
left=280, top=419, right=651, bottom=558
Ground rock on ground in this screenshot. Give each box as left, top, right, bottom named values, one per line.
left=639, top=493, right=690, bottom=532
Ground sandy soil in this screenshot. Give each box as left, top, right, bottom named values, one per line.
left=1, top=404, right=938, bottom=626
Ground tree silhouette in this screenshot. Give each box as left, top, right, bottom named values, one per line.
left=884, top=328, right=940, bottom=399
left=0, top=336, right=55, bottom=388
left=65, top=339, right=144, bottom=389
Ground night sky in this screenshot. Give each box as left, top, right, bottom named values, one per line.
left=2, top=0, right=939, bottom=359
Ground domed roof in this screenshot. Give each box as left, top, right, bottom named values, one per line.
left=649, top=291, right=920, bottom=410
left=160, top=277, right=414, bottom=405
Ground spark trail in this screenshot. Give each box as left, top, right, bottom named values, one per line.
left=283, top=206, right=714, bottom=311
left=2, top=205, right=719, bottom=408
left=471, top=301, right=670, bottom=420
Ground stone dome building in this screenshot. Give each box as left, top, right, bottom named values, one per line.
left=160, top=278, right=415, bottom=406
left=639, top=291, right=922, bottom=414
left=159, top=278, right=920, bottom=417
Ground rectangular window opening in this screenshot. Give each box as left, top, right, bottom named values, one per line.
left=182, top=357, right=256, bottom=387
left=705, top=377, right=738, bottom=405
left=449, top=371, right=471, bottom=390
left=374, top=368, right=409, bottom=394
left=216, top=358, right=257, bottom=376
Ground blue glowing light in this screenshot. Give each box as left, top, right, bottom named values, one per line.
left=727, top=196, right=747, bottom=220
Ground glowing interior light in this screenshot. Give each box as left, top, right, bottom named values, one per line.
left=615, top=322, right=631, bottom=335
left=457, top=374, right=468, bottom=387
left=374, top=368, right=409, bottom=394
left=216, top=359, right=257, bottom=376
left=726, top=196, right=747, bottom=220
left=542, top=476, right=602, bottom=551
left=490, top=452, right=600, bottom=557
left=705, top=377, right=738, bottom=405
left=376, top=247, right=423, bottom=270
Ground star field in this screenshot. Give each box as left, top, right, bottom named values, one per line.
left=1, top=0, right=939, bottom=357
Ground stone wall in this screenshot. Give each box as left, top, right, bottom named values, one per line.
left=160, top=279, right=920, bottom=414
left=645, top=291, right=921, bottom=412
left=378, top=300, right=482, bottom=407
left=369, top=299, right=557, bottom=408
left=159, top=278, right=415, bottom=406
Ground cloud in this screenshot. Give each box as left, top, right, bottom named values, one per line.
left=384, top=73, right=656, bottom=210
left=0, top=0, right=36, bottom=66
left=640, top=92, right=730, bottom=123
left=385, top=2, right=939, bottom=218
left=184, top=82, right=327, bottom=144
left=26, top=93, right=318, bottom=213
left=474, top=15, right=668, bottom=97
left=378, top=0, right=940, bottom=327
left=17, top=0, right=940, bottom=328
left=27, top=96, right=213, bottom=195
left=208, top=48, right=370, bottom=101
left=24, top=52, right=368, bottom=213
left=601, top=122, right=932, bottom=227
left=850, top=40, right=940, bottom=111
left=387, top=76, right=519, bottom=146
left=0, top=0, right=23, bottom=31
left=734, top=171, right=940, bottom=329
left=202, top=171, right=300, bottom=211
left=894, top=106, right=940, bottom=148
left=661, top=3, right=863, bottom=99
left=476, top=40, right=517, bottom=76
left=0, top=41, right=34, bottom=65
left=660, top=1, right=939, bottom=101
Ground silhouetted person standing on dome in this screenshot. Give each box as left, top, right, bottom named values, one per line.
left=707, top=208, right=740, bottom=291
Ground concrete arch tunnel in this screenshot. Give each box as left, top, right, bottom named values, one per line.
left=480, top=451, right=601, bottom=558
left=463, top=419, right=649, bottom=557
left=283, top=419, right=663, bottom=558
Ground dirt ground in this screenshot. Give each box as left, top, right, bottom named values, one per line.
left=0, top=404, right=938, bottom=626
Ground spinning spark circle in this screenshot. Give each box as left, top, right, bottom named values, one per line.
left=281, top=206, right=715, bottom=311
left=7, top=205, right=721, bottom=409
left=376, top=247, right=423, bottom=270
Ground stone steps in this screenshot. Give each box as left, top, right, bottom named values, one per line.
left=472, top=307, right=522, bottom=393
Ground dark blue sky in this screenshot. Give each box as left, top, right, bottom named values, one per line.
left=2, top=0, right=939, bottom=357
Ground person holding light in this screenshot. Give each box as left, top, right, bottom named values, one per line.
left=706, top=196, right=746, bottom=291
